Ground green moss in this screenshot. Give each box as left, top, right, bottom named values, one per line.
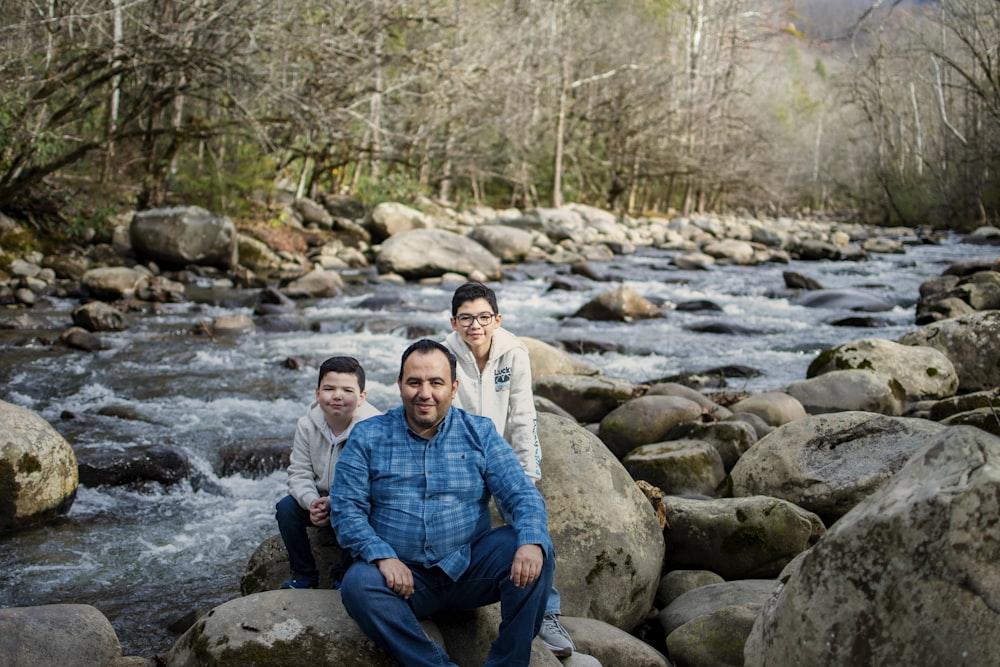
left=926, top=367, right=939, bottom=377
left=0, top=460, right=18, bottom=530
left=888, top=378, right=907, bottom=401
left=721, top=525, right=771, bottom=555
left=807, top=348, right=835, bottom=377
left=17, top=452, right=41, bottom=474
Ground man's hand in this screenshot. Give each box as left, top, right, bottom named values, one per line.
left=510, top=544, right=544, bottom=588
left=376, top=558, right=414, bottom=599
left=308, top=497, right=330, bottom=526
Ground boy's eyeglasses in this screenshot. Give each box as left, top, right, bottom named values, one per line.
left=455, top=313, right=496, bottom=327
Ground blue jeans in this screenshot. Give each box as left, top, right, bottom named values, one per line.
left=499, top=503, right=561, bottom=616
left=275, top=494, right=351, bottom=585
left=340, top=526, right=554, bottom=667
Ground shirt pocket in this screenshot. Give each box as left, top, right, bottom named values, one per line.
left=440, top=450, right=485, bottom=499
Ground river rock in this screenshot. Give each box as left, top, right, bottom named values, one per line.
left=468, top=225, right=535, bottom=262
left=659, top=580, right=777, bottom=636
left=792, top=289, right=893, bottom=312
left=572, top=285, right=661, bottom=321
left=560, top=617, right=671, bottom=667
left=745, top=427, right=1000, bottom=666
left=929, top=388, right=1000, bottom=420
left=15, top=288, right=36, bottom=305
left=72, top=302, right=127, bottom=332
left=702, top=239, right=755, bottom=264
left=237, top=234, right=283, bottom=274
left=533, top=374, right=641, bottom=423
left=242, top=531, right=345, bottom=593
left=167, top=589, right=443, bottom=666
left=42, top=254, right=91, bottom=281
left=284, top=268, right=344, bottom=298
left=731, top=411, right=945, bottom=522
left=130, top=206, right=237, bottom=269
left=666, top=604, right=758, bottom=667
left=0, top=604, right=122, bottom=667
left=728, top=391, right=806, bottom=427
left=376, top=229, right=500, bottom=280
left=211, top=314, right=255, bottom=336
left=785, top=370, right=905, bottom=416
left=663, top=496, right=824, bottom=579
left=861, top=237, right=904, bottom=253
left=915, top=295, right=976, bottom=325
left=218, top=438, right=290, bottom=478
left=533, top=396, right=575, bottom=420
left=807, top=337, right=958, bottom=401
left=672, top=252, right=715, bottom=270
left=536, top=414, right=664, bottom=630
left=137, top=275, right=186, bottom=303
left=791, top=239, right=865, bottom=261
left=966, top=224, right=1000, bottom=244
left=81, top=267, right=145, bottom=301
left=368, top=201, right=431, bottom=241
left=950, top=270, right=1000, bottom=310
left=520, top=337, right=598, bottom=378
left=435, top=604, right=561, bottom=666
left=647, top=383, right=730, bottom=420
left=724, top=412, right=773, bottom=439
left=318, top=192, right=366, bottom=220
left=60, top=326, right=103, bottom=351
left=899, top=310, right=1000, bottom=392
left=8, top=258, right=40, bottom=278
left=0, top=401, right=78, bottom=531
left=662, top=421, right=756, bottom=471
left=944, top=257, right=1000, bottom=277
left=782, top=271, right=823, bottom=290
left=599, top=396, right=703, bottom=457
left=657, top=570, right=725, bottom=608
left=293, top=197, right=333, bottom=228
left=623, top=441, right=725, bottom=497
left=76, top=444, right=192, bottom=487
left=940, top=407, right=1000, bottom=436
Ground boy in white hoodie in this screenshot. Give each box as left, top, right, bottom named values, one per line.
left=276, top=356, right=381, bottom=589
left=443, top=282, right=575, bottom=657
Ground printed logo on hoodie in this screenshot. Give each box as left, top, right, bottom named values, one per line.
left=494, top=365, right=512, bottom=392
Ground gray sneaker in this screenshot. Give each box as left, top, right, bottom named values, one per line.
left=539, top=613, right=575, bottom=656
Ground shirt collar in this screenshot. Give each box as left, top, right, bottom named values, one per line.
left=401, top=405, right=456, bottom=441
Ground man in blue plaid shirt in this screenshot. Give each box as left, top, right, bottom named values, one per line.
left=331, top=339, right=554, bottom=666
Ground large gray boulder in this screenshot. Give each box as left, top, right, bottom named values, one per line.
left=537, top=414, right=664, bottom=630
left=0, top=604, right=122, bottom=667
left=468, top=225, right=535, bottom=262
left=731, top=411, right=944, bottom=523
left=663, top=496, right=824, bottom=579
left=657, top=570, right=725, bottom=608
left=0, top=400, right=78, bottom=531
left=899, top=310, right=1000, bottom=392
left=167, top=589, right=442, bottom=666
left=533, top=374, right=642, bottom=423
left=130, top=206, right=237, bottom=269
left=598, top=396, right=703, bottom=457
left=520, top=337, right=598, bottom=378
left=785, top=370, right=905, bottom=416
left=368, top=201, right=431, bottom=241
left=806, top=337, right=958, bottom=401
left=667, top=604, right=759, bottom=667
left=659, top=580, right=777, bottom=636
left=81, top=267, right=145, bottom=301
left=622, top=441, right=725, bottom=497
left=560, top=617, right=671, bottom=667
left=572, top=285, right=661, bottom=322
left=745, top=427, right=1000, bottom=666
left=376, top=229, right=501, bottom=280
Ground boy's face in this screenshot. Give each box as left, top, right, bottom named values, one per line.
left=315, top=371, right=366, bottom=423
left=451, top=297, right=502, bottom=349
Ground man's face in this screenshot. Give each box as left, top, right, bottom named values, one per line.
left=398, top=350, right=458, bottom=431
left=315, top=371, right=365, bottom=424
left=451, top=297, right=502, bottom=349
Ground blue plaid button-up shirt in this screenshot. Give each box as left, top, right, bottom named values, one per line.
left=330, top=406, right=551, bottom=581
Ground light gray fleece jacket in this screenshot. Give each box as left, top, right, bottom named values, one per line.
left=287, top=400, right=382, bottom=510
left=444, top=327, right=542, bottom=480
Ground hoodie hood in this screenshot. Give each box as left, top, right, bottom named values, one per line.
left=445, top=327, right=524, bottom=371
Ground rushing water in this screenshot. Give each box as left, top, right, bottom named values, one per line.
left=0, top=236, right=996, bottom=655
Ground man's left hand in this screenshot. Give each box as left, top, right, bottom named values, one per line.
left=509, top=544, right=544, bottom=588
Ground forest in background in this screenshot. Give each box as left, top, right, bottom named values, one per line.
left=0, top=0, right=997, bottom=235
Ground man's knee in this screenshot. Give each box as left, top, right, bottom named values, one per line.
left=275, top=494, right=300, bottom=521
left=340, top=561, right=387, bottom=611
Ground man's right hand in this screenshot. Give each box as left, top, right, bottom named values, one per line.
left=375, top=558, right=414, bottom=599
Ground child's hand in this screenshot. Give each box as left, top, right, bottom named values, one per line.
left=309, top=497, right=330, bottom=526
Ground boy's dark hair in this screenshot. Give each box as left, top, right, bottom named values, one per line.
left=318, top=356, right=366, bottom=391
left=451, top=282, right=499, bottom=316
left=398, top=339, right=457, bottom=382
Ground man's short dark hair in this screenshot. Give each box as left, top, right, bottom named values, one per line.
left=451, top=282, right=499, bottom=316
left=398, top=339, right=457, bottom=382
left=318, top=356, right=366, bottom=390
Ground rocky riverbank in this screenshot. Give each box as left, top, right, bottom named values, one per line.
left=2, top=198, right=999, bottom=665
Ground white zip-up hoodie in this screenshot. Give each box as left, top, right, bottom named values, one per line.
left=287, top=399, right=382, bottom=510
left=445, top=327, right=542, bottom=480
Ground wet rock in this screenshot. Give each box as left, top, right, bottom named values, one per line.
left=731, top=411, right=944, bottom=522
left=59, top=327, right=103, bottom=352
left=900, top=310, right=1000, bottom=392
left=745, top=427, right=1000, bottom=666
left=520, top=336, right=598, bottom=378
left=573, top=285, right=661, bottom=322
left=793, top=289, right=893, bottom=312
left=622, top=440, right=726, bottom=497
left=658, top=580, right=777, bottom=636
left=468, top=224, right=534, bottom=262
left=211, top=314, right=255, bottom=336
left=570, top=261, right=606, bottom=281
left=599, top=396, right=703, bottom=457
left=791, top=239, right=866, bottom=261
left=77, top=444, right=192, bottom=487
left=547, top=276, right=588, bottom=291
left=534, top=374, right=642, bottom=423
left=368, top=201, right=431, bottom=241
left=786, top=370, right=905, bottom=416
left=81, top=267, right=144, bottom=301
left=559, top=617, right=671, bottom=667
left=781, top=271, right=823, bottom=290
left=95, top=405, right=160, bottom=423
left=672, top=252, right=715, bottom=270
left=828, top=315, right=888, bottom=327
left=131, top=206, right=237, bottom=269
left=556, top=338, right=619, bottom=354
left=684, top=320, right=760, bottom=335
left=218, top=439, right=290, bottom=478
left=376, top=229, right=500, bottom=280
left=663, top=496, right=824, bottom=579
left=728, top=392, right=806, bottom=427
left=72, top=302, right=127, bottom=332
left=928, top=388, right=1000, bottom=420
left=537, top=414, right=664, bottom=630
left=657, top=570, right=725, bottom=608
left=666, top=604, right=758, bottom=667
left=675, top=299, right=722, bottom=312
left=0, top=604, right=122, bottom=667
left=807, top=337, right=957, bottom=401
left=255, top=313, right=309, bottom=333
left=284, top=268, right=344, bottom=298
left=0, top=400, right=78, bottom=531
left=662, top=420, right=757, bottom=471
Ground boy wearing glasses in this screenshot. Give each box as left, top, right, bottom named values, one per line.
left=444, top=282, right=576, bottom=656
